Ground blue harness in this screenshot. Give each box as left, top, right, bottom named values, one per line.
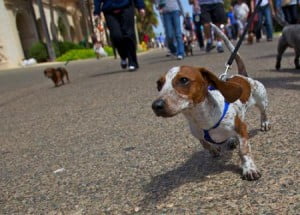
left=203, top=86, right=230, bottom=144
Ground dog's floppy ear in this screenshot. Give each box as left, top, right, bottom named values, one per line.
left=199, top=68, right=242, bottom=103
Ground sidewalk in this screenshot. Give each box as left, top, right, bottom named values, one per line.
left=0, top=39, right=299, bottom=214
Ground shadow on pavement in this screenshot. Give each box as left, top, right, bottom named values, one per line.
left=249, top=128, right=260, bottom=139
left=89, top=69, right=125, bottom=78
left=254, top=52, right=294, bottom=59
left=257, top=73, right=300, bottom=91
left=140, top=150, right=240, bottom=207
left=146, top=52, right=207, bottom=65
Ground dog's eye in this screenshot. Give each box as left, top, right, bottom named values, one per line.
left=179, top=77, right=190, bottom=85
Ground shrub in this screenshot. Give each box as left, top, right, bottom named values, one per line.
left=55, top=41, right=84, bottom=55
left=103, top=46, right=114, bottom=56
left=56, top=49, right=96, bottom=62
left=29, top=42, right=48, bottom=62
left=56, top=46, right=114, bottom=62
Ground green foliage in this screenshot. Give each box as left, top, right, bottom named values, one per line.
left=103, top=46, right=113, bottom=56
left=137, top=0, right=158, bottom=39
left=29, top=41, right=48, bottom=62
left=54, top=41, right=84, bottom=55
left=56, top=49, right=95, bottom=61
left=56, top=46, right=114, bottom=62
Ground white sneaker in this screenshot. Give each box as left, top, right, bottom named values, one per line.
left=177, top=55, right=183, bottom=60
left=128, top=65, right=136, bottom=71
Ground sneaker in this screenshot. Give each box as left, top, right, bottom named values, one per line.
left=128, top=65, right=137, bottom=72
left=205, top=42, right=215, bottom=52
left=120, top=59, right=127, bottom=69
left=217, top=45, right=224, bottom=53
left=177, top=55, right=183, bottom=60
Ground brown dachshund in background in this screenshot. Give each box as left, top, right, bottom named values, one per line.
left=44, top=67, right=70, bottom=87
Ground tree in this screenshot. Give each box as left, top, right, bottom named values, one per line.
left=136, top=0, right=158, bottom=40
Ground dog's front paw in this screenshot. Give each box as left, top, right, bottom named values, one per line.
left=261, top=120, right=271, bottom=131
left=242, top=168, right=261, bottom=181
left=241, top=160, right=261, bottom=181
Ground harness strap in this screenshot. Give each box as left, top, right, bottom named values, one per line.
left=203, top=87, right=230, bottom=144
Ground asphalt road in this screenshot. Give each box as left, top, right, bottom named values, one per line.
left=1, top=39, right=299, bottom=214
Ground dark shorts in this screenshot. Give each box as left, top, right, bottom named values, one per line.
left=200, top=3, right=227, bottom=24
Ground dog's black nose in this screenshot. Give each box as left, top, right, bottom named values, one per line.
left=152, top=99, right=165, bottom=112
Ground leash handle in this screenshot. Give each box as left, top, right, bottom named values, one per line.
left=226, top=0, right=263, bottom=67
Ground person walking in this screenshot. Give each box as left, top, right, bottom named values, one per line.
left=193, top=0, right=227, bottom=53
left=226, top=6, right=239, bottom=40
left=190, top=2, right=205, bottom=49
left=234, top=0, right=250, bottom=38
left=159, top=0, right=185, bottom=60
left=281, top=0, right=299, bottom=24
left=251, top=0, right=275, bottom=42
left=93, top=0, right=145, bottom=71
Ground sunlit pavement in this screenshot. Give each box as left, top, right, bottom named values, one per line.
left=1, top=39, right=299, bottom=214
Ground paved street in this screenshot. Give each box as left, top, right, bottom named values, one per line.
left=1, top=39, right=299, bottom=214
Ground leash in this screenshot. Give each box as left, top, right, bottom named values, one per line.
left=220, top=0, right=263, bottom=80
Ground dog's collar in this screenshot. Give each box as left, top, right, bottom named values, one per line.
left=203, top=86, right=230, bottom=144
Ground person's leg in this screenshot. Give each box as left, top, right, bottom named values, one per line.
left=193, top=13, right=204, bottom=48
left=200, top=4, right=215, bottom=52
left=172, top=10, right=184, bottom=58
left=282, top=6, right=292, bottom=23
left=163, top=12, right=177, bottom=55
left=263, top=5, right=273, bottom=41
left=119, top=6, right=139, bottom=69
left=104, top=12, right=128, bottom=61
left=211, top=3, right=227, bottom=52
left=255, top=8, right=263, bottom=42
left=289, top=4, right=299, bottom=24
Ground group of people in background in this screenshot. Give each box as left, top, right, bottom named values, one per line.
left=158, top=0, right=299, bottom=56
left=92, top=0, right=299, bottom=71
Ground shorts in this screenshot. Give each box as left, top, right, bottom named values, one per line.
left=200, top=3, right=227, bottom=24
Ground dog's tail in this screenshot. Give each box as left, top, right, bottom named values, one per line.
left=210, top=23, right=248, bottom=77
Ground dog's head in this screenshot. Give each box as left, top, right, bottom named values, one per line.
left=152, top=66, right=242, bottom=117
left=44, top=68, right=56, bottom=78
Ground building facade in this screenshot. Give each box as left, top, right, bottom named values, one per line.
left=0, top=0, right=93, bottom=70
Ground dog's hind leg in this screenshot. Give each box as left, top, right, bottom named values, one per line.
left=65, top=72, right=70, bottom=83
left=200, top=139, right=221, bottom=157
left=252, top=80, right=271, bottom=131
left=276, top=37, right=288, bottom=70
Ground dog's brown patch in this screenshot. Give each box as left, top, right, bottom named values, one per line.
left=235, top=115, right=249, bottom=155
left=172, top=66, right=208, bottom=103
left=199, top=68, right=243, bottom=103
left=157, top=76, right=166, bottom=91
left=172, top=66, right=244, bottom=104
left=227, top=76, right=251, bottom=103
left=235, top=115, right=249, bottom=139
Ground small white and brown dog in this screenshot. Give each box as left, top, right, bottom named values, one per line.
left=152, top=24, right=271, bottom=181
